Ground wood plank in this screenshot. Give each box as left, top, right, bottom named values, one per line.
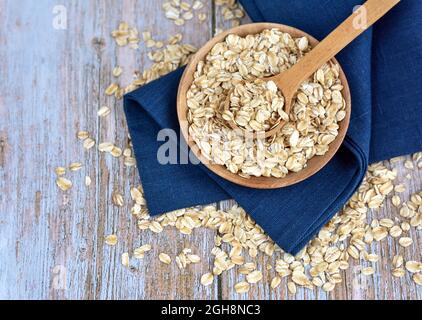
left=0, top=0, right=102, bottom=299
left=216, top=9, right=422, bottom=300
left=98, top=0, right=218, bottom=300
left=0, top=0, right=217, bottom=300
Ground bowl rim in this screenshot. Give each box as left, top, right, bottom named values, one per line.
left=177, top=22, right=351, bottom=189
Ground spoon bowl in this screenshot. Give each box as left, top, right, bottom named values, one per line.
left=177, top=22, right=351, bottom=189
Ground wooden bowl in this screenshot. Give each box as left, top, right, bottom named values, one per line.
left=177, top=23, right=351, bottom=189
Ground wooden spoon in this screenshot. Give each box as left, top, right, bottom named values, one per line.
left=224, top=0, right=400, bottom=139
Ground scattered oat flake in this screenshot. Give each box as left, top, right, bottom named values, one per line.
left=405, top=261, right=422, bottom=273
left=133, top=251, right=144, bottom=259
left=192, top=1, right=203, bottom=10
left=180, top=2, right=191, bottom=10
left=270, top=276, right=281, bottom=289
left=175, top=18, right=185, bottom=26
left=112, top=192, right=124, bottom=207
left=395, top=184, right=406, bottom=193
left=69, top=162, right=82, bottom=171
left=413, top=273, right=422, bottom=286
left=99, top=142, right=114, bottom=153
left=113, top=66, right=123, bottom=77
left=121, top=252, right=130, bottom=267
left=182, top=11, right=193, bottom=20
left=401, top=221, right=411, bottom=231
left=234, top=281, right=250, bottom=293
left=246, top=270, right=263, bottom=284
left=159, top=253, right=172, bottom=264
left=390, top=156, right=404, bottom=163
left=138, top=220, right=150, bottom=230
left=362, top=267, right=375, bottom=276
left=138, top=244, right=152, bottom=253
left=404, top=160, right=414, bottom=170
left=292, top=272, right=311, bottom=286
left=56, top=177, right=72, bottom=191
left=146, top=39, right=156, bottom=48
left=123, top=148, right=132, bottom=157
left=366, top=253, right=379, bottom=262
left=399, top=237, right=413, bottom=247
left=142, top=31, right=151, bottom=41
left=83, top=138, right=95, bottom=150
left=105, top=234, right=117, bottom=246
left=105, top=83, right=119, bottom=96
left=392, top=195, right=401, bottom=207
left=389, top=225, right=402, bottom=238
left=85, top=176, right=92, bottom=186
left=111, top=146, right=123, bottom=157
left=55, top=167, right=66, bottom=176
left=392, top=268, right=405, bottom=278
left=134, top=245, right=151, bottom=259
left=200, top=273, right=214, bottom=286
left=322, top=282, right=335, bottom=292
left=188, top=254, right=201, bottom=263
left=98, top=106, right=111, bottom=117
left=287, top=281, right=296, bottom=294
left=149, top=221, right=164, bottom=233
left=77, top=131, right=89, bottom=140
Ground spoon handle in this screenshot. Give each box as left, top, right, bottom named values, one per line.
left=273, top=0, right=400, bottom=92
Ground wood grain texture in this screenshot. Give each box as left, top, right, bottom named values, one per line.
left=0, top=0, right=420, bottom=300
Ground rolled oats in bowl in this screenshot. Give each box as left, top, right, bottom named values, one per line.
left=186, top=28, right=347, bottom=179
left=224, top=79, right=288, bottom=132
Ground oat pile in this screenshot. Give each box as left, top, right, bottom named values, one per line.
left=54, top=0, right=422, bottom=296
left=163, top=0, right=207, bottom=26
left=126, top=158, right=422, bottom=292
left=187, top=29, right=346, bottom=178
left=162, top=0, right=245, bottom=28
left=225, top=79, right=288, bottom=132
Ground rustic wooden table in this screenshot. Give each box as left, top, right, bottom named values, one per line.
left=0, top=0, right=421, bottom=300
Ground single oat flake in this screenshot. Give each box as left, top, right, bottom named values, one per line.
left=200, top=273, right=214, bottom=286
left=105, top=234, right=118, bottom=246
left=113, top=66, right=123, bottom=77
left=55, top=167, right=66, bottom=176
left=83, top=138, right=96, bottom=150
left=121, top=252, right=130, bottom=268
left=159, top=253, right=172, bottom=264
left=98, top=106, right=111, bottom=117
left=69, top=162, right=82, bottom=171
left=56, top=177, right=72, bottom=191
left=77, top=130, right=89, bottom=140
left=246, top=270, right=263, bottom=284
left=112, top=192, right=124, bottom=207
left=234, top=281, right=250, bottom=293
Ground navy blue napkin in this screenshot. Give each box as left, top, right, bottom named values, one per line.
left=124, top=0, right=422, bottom=254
